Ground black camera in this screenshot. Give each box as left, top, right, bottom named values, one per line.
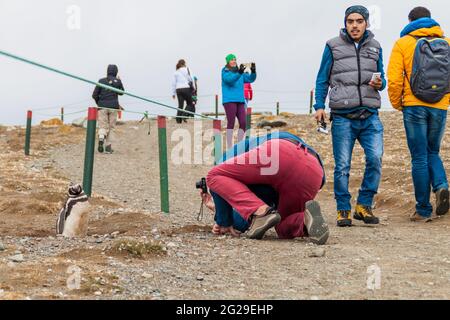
left=196, top=178, right=208, bottom=194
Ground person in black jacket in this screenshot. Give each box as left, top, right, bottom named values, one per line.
left=92, top=64, right=125, bottom=154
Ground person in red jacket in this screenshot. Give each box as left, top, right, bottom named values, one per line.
left=244, top=83, right=253, bottom=110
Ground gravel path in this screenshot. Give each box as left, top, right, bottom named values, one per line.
left=1, top=114, right=450, bottom=300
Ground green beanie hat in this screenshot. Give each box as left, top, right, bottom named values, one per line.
left=226, top=54, right=236, bottom=64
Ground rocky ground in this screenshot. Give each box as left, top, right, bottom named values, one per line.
left=1, top=112, right=450, bottom=300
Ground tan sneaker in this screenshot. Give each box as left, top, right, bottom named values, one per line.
left=247, top=208, right=281, bottom=240
left=410, top=212, right=433, bottom=223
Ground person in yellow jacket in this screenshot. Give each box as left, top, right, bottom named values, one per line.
left=388, top=7, right=450, bottom=222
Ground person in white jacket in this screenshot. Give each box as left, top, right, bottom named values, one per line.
left=172, top=59, right=196, bottom=124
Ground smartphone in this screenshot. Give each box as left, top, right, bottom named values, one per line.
left=371, top=72, right=382, bottom=82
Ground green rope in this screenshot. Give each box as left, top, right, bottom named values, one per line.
left=0, top=49, right=215, bottom=120
left=34, top=109, right=88, bottom=118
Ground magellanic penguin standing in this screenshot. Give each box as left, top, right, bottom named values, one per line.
left=56, top=184, right=90, bottom=238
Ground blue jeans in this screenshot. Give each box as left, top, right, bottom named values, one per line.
left=332, top=114, right=384, bottom=211
left=403, top=107, right=449, bottom=217
left=211, top=185, right=278, bottom=233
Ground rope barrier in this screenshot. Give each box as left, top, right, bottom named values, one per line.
left=0, top=49, right=216, bottom=121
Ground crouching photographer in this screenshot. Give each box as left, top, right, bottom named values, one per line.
left=196, top=177, right=278, bottom=237
left=198, top=131, right=330, bottom=245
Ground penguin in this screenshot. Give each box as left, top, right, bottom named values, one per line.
left=56, top=184, right=90, bottom=238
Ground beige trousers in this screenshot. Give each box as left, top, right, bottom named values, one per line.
left=98, top=109, right=118, bottom=146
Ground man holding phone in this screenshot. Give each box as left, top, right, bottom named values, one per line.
left=313, top=5, right=386, bottom=227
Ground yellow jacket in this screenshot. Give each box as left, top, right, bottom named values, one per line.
left=388, top=25, right=450, bottom=111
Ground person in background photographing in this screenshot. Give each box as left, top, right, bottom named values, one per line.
left=92, top=64, right=125, bottom=154
left=222, top=54, right=257, bottom=149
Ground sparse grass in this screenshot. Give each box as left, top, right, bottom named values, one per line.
left=111, top=239, right=167, bottom=258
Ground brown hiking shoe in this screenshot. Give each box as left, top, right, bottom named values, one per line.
left=247, top=208, right=281, bottom=240
left=410, top=212, right=433, bottom=223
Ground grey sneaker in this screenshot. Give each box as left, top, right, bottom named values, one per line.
left=436, top=189, right=449, bottom=216
left=247, top=208, right=281, bottom=240
left=304, top=201, right=329, bottom=245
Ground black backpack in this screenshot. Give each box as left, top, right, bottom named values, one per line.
left=408, top=35, right=450, bottom=104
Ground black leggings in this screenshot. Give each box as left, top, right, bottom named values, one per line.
left=176, top=88, right=195, bottom=123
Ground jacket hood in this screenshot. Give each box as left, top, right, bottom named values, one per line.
left=340, top=29, right=374, bottom=44
left=400, top=18, right=443, bottom=37
left=107, top=64, right=118, bottom=77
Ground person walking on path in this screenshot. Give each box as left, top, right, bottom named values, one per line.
left=92, top=64, right=124, bottom=154
left=388, top=6, right=450, bottom=222
left=313, top=5, right=387, bottom=227
left=172, top=59, right=196, bottom=124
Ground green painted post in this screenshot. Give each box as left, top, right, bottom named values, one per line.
left=213, top=120, right=222, bottom=165
left=246, top=107, right=252, bottom=139
left=82, top=107, right=97, bottom=197
left=24, top=110, right=32, bottom=156
left=158, top=116, right=170, bottom=214
left=310, top=89, right=314, bottom=115
left=61, top=107, right=64, bottom=123
left=215, top=95, right=219, bottom=119
left=276, top=102, right=280, bottom=116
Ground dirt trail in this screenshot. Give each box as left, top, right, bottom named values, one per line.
left=1, top=113, right=450, bottom=300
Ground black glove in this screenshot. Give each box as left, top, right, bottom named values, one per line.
left=238, top=64, right=246, bottom=74
left=251, top=63, right=256, bottom=74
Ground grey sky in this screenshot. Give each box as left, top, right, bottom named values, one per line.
left=0, top=0, right=448, bottom=125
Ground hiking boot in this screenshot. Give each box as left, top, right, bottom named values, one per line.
left=98, top=139, right=105, bottom=153
left=105, top=145, right=114, bottom=154
left=304, top=201, right=329, bottom=245
left=247, top=208, right=281, bottom=240
left=354, top=205, right=380, bottom=225
left=436, top=189, right=449, bottom=216
left=410, top=212, right=433, bottom=223
left=337, top=210, right=352, bottom=227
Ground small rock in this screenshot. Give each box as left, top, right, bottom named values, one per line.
left=167, top=242, right=178, bottom=248
left=9, top=254, right=24, bottom=263
left=308, top=248, right=326, bottom=258
left=196, top=276, right=204, bottom=281
left=176, top=253, right=186, bottom=259
left=110, top=231, right=120, bottom=238
left=94, top=291, right=102, bottom=296
left=0, top=242, right=6, bottom=251
left=142, top=273, right=154, bottom=279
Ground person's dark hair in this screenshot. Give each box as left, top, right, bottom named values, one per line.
left=176, top=59, right=186, bottom=70
left=408, top=7, right=431, bottom=22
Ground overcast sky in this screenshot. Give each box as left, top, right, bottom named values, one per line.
left=0, top=0, right=448, bottom=125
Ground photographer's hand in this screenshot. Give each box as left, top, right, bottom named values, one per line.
left=251, top=63, right=256, bottom=74
left=200, top=192, right=215, bottom=212
left=239, top=64, right=246, bottom=74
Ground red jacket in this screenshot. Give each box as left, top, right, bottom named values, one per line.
left=244, top=83, right=253, bottom=101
